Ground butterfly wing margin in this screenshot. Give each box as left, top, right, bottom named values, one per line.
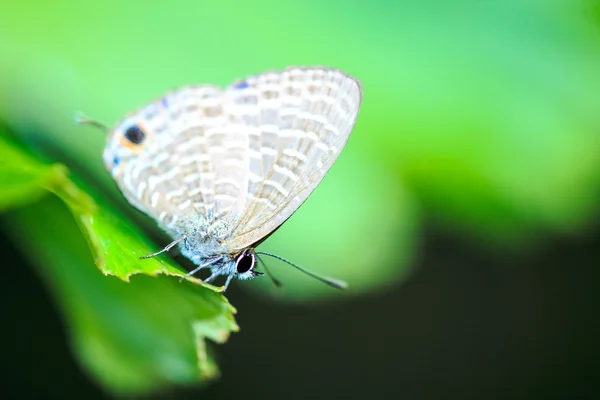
left=222, top=67, right=363, bottom=250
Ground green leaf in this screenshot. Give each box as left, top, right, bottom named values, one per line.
left=0, top=133, right=72, bottom=211
left=0, top=132, right=238, bottom=395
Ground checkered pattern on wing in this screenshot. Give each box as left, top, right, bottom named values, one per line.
left=223, top=67, right=362, bottom=250
left=112, top=85, right=250, bottom=230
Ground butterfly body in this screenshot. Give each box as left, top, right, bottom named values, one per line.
left=100, top=67, right=362, bottom=289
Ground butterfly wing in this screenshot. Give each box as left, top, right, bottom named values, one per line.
left=104, top=67, right=362, bottom=248
left=105, top=85, right=251, bottom=234
left=222, top=67, right=362, bottom=250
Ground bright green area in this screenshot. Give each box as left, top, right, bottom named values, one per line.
left=1, top=0, right=599, bottom=396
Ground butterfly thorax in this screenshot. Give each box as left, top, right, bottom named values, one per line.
left=163, top=214, right=237, bottom=264
left=179, top=234, right=230, bottom=266
left=164, top=214, right=261, bottom=285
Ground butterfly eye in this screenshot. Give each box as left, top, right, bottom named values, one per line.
left=235, top=251, right=255, bottom=273
left=123, top=125, right=146, bottom=145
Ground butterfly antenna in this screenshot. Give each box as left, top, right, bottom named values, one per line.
left=74, top=111, right=110, bottom=133
left=256, top=255, right=283, bottom=288
left=255, top=252, right=348, bottom=290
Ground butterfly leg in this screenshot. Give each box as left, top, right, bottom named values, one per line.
left=181, top=266, right=204, bottom=282
left=180, top=256, right=225, bottom=282
left=203, top=272, right=219, bottom=283
left=140, top=235, right=187, bottom=260
left=221, top=274, right=235, bottom=292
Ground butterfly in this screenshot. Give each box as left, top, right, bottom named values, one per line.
left=81, top=67, right=362, bottom=291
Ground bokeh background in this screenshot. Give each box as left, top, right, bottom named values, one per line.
left=1, top=0, right=600, bottom=398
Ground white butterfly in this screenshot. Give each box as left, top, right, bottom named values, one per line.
left=84, top=67, right=362, bottom=290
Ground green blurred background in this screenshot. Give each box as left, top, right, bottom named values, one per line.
left=1, top=0, right=600, bottom=398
